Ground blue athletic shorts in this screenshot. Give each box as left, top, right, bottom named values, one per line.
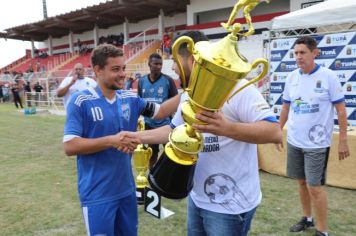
left=82, top=192, right=138, bottom=236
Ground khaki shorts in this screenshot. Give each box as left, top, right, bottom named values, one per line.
left=287, top=142, right=330, bottom=186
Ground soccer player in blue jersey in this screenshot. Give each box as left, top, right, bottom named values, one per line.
left=137, top=53, right=178, bottom=169
left=63, top=44, right=164, bottom=236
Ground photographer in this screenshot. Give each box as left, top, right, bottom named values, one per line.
left=57, top=63, right=97, bottom=109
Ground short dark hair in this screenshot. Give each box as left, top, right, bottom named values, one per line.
left=173, top=31, right=209, bottom=57
left=294, top=36, right=317, bottom=52
left=148, top=53, right=162, bottom=64
left=91, top=44, right=124, bottom=69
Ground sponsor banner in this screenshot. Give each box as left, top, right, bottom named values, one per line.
left=347, top=109, right=356, bottom=123
left=335, top=70, right=355, bottom=83
left=271, top=38, right=295, bottom=51
left=344, top=95, right=356, bottom=108
left=275, top=61, right=298, bottom=72
left=270, top=50, right=289, bottom=62
left=271, top=72, right=288, bottom=82
left=282, top=49, right=296, bottom=62
left=269, top=93, right=283, bottom=106
left=338, top=44, right=356, bottom=58
left=314, top=59, right=335, bottom=69
left=343, top=82, right=356, bottom=94
left=269, top=82, right=285, bottom=94
left=329, top=58, right=356, bottom=71
left=317, top=32, right=355, bottom=47
left=271, top=104, right=282, bottom=115
left=269, top=61, right=281, bottom=72
left=350, top=34, right=356, bottom=45
left=316, top=46, right=343, bottom=59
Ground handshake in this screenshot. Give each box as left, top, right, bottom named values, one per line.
left=111, top=131, right=141, bottom=153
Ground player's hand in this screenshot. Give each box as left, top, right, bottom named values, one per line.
left=192, top=110, right=231, bottom=136
left=338, top=141, right=350, bottom=160
left=275, top=142, right=284, bottom=152
left=70, top=74, right=78, bottom=85
left=112, top=131, right=141, bottom=153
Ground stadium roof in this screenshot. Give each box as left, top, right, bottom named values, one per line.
left=0, top=0, right=189, bottom=42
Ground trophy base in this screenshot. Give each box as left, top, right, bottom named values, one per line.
left=148, top=150, right=196, bottom=199
left=136, top=187, right=145, bottom=205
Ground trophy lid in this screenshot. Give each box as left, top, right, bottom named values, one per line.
left=193, top=33, right=251, bottom=74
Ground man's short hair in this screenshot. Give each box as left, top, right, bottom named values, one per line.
left=294, top=36, right=317, bottom=52
left=172, top=31, right=209, bottom=57
left=91, top=44, right=124, bottom=69
left=148, top=53, right=162, bottom=64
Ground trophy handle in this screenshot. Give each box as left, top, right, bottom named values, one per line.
left=172, top=36, right=195, bottom=90
left=137, top=119, right=145, bottom=131
left=147, top=147, right=152, bottom=160
left=227, top=58, right=268, bottom=101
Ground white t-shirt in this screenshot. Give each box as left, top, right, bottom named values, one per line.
left=171, top=79, right=276, bottom=214
left=283, top=65, right=344, bottom=148
left=58, top=77, right=97, bottom=108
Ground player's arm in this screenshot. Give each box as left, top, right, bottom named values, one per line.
left=279, top=102, right=290, bottom=129
left=334, top=102, right=350, bottom=160
left=154, top=94, right=181, bottom=120
left=57, top=78, right=75, bottom=97
left=63, top=131, right=141, bottom=156
left=193, top=110, right=282, bottom=144
left=137, top=125, right=172, bottom=144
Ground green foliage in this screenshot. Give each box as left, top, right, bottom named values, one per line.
left=0, top=104, right=355, bottom=235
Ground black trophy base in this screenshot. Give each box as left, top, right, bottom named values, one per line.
left=136, top=187, right=145, bottom=205
left=148, top=151, right=196, bottom=199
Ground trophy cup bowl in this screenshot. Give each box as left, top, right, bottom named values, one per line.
left=148, top=0, right=269, bottom=200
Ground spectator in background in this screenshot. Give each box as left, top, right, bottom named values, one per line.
left=137, top=53, right=178, bottom=169
left=36, top=61, right=41, bottom=72
left=33, top=82, right=43, bottom=106
left=124, top=74, right=135, bottom=90
left=277, top=36, right=349, bottom=236
left=162, top=33, right=172, bottom=58
left=57, top=63, right=97, bottom=109
left=11, top=83, right=23, bottom=109
left=24, top=81, right=32, bottom=107
left=2, top=83, right=10, bottom=102
left=77, top=39, right=82, bottom=53
left=0, top=83, right=4, bottom=103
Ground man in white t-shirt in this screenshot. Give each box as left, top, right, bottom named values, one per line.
left=130, top=31, right=282, bottom=236
left=57, top=63, right=97, bottom=108
left=278, top=36, right=350, bottom=236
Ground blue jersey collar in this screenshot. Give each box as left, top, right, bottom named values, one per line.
left=299, top=64, right=320, bottom=75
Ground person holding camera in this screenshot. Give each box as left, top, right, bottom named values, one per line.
left=57, top=63, right=97, bottom=109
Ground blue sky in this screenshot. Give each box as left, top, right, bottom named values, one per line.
left=0, top=0, right=107, bottom=68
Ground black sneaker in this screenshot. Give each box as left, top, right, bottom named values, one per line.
left=315, top=230, right=328, bottom=236
left=289, top=217, right=315, bottom=232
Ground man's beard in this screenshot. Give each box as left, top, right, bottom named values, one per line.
left=109, top=84, right=120, bottom=90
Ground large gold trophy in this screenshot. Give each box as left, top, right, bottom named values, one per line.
left=132, top=120, right=152, bottom=204
left=148, top=0, right=269, bottom=199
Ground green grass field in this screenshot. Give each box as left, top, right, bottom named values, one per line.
left=0, top=103, right=355, bottom=236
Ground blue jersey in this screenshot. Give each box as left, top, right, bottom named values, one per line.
left=138, top=73, right=177, bottom=128
left=64, top=86, right=147, bottom=206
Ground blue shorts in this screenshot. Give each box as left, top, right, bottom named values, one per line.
left=82, top=192, right=138, bottom=236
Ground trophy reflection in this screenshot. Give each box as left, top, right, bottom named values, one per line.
left=148, top=0, right=269, bottom=199
left=132, top=120, right=152, bottom=205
